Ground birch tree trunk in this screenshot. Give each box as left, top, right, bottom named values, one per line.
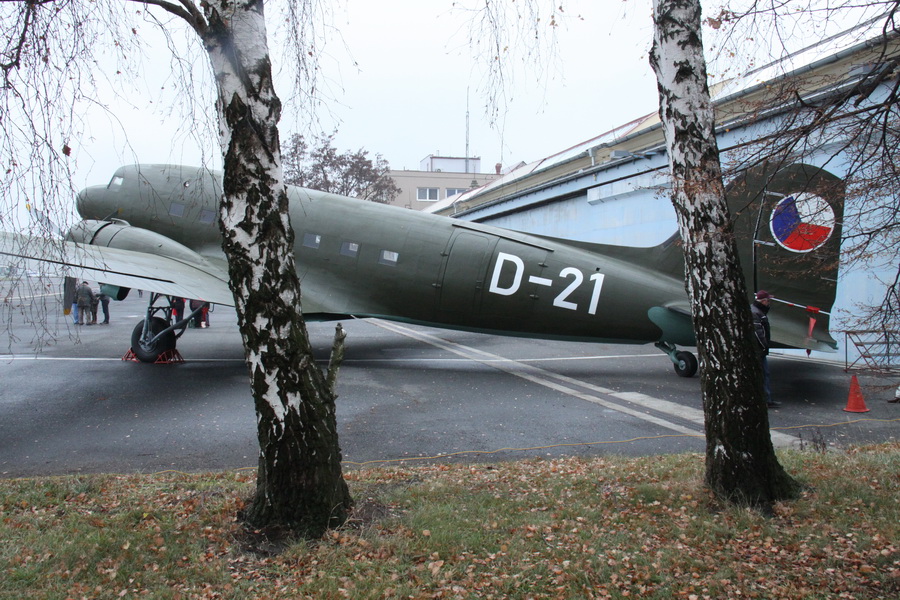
left=4, top=0, right=350, bottom=536
left=649, top=0, right=800, bottom=506
left=191, top=0, right=351, bottom=536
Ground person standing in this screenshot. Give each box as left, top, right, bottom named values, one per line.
left=171, top=297, right=185, bottom=324
left=89, top=288, right=99, bottom=325
left=99, top=290, right=110, bottom=324
left=751, top=290, right=780, bottom=408
left=189, top=299, right=209, bottom=328
left=75, top=281, right=95, bottom=326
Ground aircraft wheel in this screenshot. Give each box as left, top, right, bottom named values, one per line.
left=130, top=317, right=176, bottom=363
left=673, top=351, right=698, bottom=378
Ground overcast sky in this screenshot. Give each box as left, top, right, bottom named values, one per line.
left=306, top=0, right=659, bottom=172
left=72, top=0, right=660, bottom=187
left=59, top=0, right=881, bottom=195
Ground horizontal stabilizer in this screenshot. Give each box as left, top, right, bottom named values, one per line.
left=648, top=305, right=696, bottom=346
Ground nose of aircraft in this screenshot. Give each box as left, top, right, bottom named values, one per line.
left=76, top=184, right=119, bottom=221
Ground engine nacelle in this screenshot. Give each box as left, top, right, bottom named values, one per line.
left=67, top=220, right=211, bottom=267
left=100, top=283, right=130, bottom=301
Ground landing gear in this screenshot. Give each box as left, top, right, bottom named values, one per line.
left=128, top=293, right=198, bottom=363
left=130, top=317, right=176, bottom=363
left=656, top=341, right=699, bottom=378
left=673, top=351, right=699, bottom=378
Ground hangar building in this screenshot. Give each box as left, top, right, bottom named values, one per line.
left=427, top=25, right=899, bottom=371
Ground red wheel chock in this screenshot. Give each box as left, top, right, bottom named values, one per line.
left=122, top=348, right=185, bottom=364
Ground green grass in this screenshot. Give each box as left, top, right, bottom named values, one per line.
left=1, top=445, right=898, bottom=599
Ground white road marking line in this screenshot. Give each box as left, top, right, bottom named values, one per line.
left=369, top=319, right=799, bottom=447
left=0, top=356, right=246, bottom=362
left=0, top=357, right=123, bottom=361
left=2, top=291, right=62, bottom=301
left=343, top=354, right=655, bottom=363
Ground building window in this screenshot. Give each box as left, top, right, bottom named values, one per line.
left=445, top=188, right=467, bottom=198
left=417, top=187, right=439, bottom=201
left=378, top=250, right=399, bottom=266
left=340, top=241, right=360, bottom=257
left=302, top=233, right=321, bottom=249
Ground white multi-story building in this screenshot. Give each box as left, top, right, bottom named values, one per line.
left=387, top=155, right=502, bottom=211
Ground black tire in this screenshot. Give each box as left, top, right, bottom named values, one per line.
left=673, top=351, right=698, bottom=378
left=130, top=317, right=176, bottom=363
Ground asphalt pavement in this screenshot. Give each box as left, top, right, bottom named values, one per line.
left=1, top=277, right=897, bottom=478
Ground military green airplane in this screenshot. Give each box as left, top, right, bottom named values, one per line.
left=1, top=161, right=843, bottom=376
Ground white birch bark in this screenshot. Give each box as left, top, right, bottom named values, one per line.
left=650, top=0, right=799, bottom=506
left=4, top=0, right=350, bottom=536
left=193, top=0, right=351, bottom=535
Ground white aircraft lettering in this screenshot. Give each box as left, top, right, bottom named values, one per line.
left=588, top=273, right=606, bottom=315
left=553, top=267, right=582, bottom=310
left=488, top=252, right=525, bottom=296
left=488, top=252, right=606, bottom=314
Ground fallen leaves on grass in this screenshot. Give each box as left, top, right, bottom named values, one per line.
left=0, top=445, right=897, bottom=599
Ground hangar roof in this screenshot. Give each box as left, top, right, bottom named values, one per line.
left=429, top=17, right=897, bottom=218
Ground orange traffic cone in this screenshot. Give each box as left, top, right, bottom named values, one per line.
left=843, top=375, right=870, bottom=413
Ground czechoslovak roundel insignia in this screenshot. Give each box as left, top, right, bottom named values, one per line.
left=769, top=192, right=835, bottom=253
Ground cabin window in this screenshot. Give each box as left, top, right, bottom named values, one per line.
left=340, top=241, right=360, bottom=257
left=417, top=187, right=439, bottom=201
left=302, top=233, right=321, bottom=249
left=378, top=250, right=399, bottom=266
left=199, top=209, right=216, bottom=224
left=169, top=202, right=185, bottom=217
left=108, top=176, right=124, bottom=188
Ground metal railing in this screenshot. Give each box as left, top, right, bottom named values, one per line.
left=844, top=330, right=900, bottom=373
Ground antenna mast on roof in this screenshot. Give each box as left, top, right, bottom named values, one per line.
left=465, top=88, right=470, bottom=174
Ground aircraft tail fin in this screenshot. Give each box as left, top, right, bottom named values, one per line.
left=532, top=162, right=844, bottom=352
left=726, top=162, right=845, bottom=350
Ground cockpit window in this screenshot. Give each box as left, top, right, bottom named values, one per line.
left=108, top=176, right=124, bottom=189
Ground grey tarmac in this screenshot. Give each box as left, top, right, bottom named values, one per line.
left=1, top=279, right=897, bottom=478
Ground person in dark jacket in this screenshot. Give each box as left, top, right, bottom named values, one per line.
left=189, top=299, right=204, bottom=328
left=89, top=288, right=99, bottom=325
left=99, top=291, right=110, bottom=324
left=75, top=281, right=95, bottom=326
left=171, top=297, right=185, bottom=324
left=751, top=290, right=779, bottom=408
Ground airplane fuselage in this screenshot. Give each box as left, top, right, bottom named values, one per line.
left=76, top=164, right=685, bottom=345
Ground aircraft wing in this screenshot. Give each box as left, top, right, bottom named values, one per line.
left=0, top=232, right=234, bottom=306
